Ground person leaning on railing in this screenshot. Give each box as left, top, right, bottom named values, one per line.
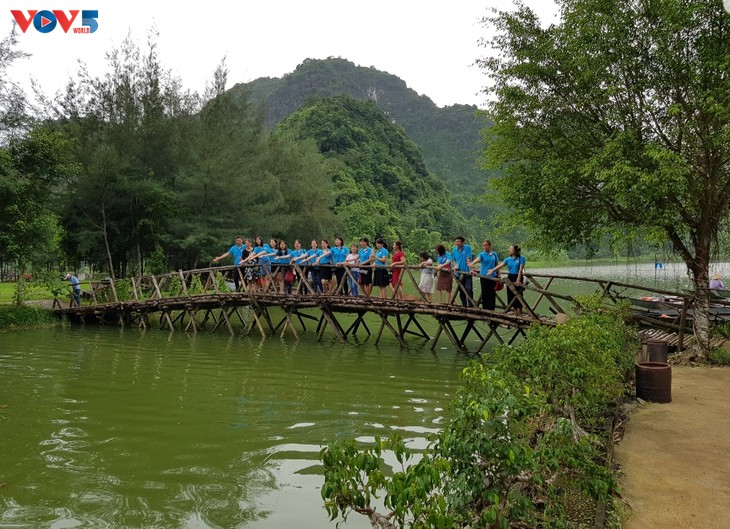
left=390, top=240, right=406, bottom=300
left=488, top=244, right=525, bottom=315
left=452, top=236, right=474, bottom=307
left=434, top=244, right=453, bottom=304
left=211, top=235, right=246, bottom=291
left=470, top=240, right=500, bottom=311
left=65, top=272, right=81, bottom=307
left=357, top=238, right=374, bottom=297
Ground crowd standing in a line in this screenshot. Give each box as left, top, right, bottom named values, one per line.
left=212, top=235, right=527, bottom=313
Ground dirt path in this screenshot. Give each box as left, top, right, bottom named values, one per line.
left=615, top=366, right=730, bottom=529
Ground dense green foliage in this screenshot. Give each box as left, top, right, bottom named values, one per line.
left=321, top=304, right=637, bottom=528
left=279, top=94, right=466, bottom=245
left=5, top=36, right=336, bottom=276
left=481, top=0, right=730, bottom=354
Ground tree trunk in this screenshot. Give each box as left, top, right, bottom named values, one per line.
left=687, top=232, right=712, bottom=361
left=14, top=259, right=26, bottom=306
left=691, top=273, right=711, bottom=361
left=101, top=206, right=116, bottom=280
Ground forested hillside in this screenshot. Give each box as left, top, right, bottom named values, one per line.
left=279, top=95, right=466, bottom=251
left=231, top=58, right=498, bottom=222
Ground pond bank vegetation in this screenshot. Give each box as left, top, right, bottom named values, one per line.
left=320, top=295, right=638, bottom=528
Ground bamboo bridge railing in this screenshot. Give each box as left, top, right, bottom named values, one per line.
left=53, top=263, right=717, bottom=353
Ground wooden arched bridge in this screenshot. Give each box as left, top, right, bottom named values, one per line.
left=53, top=263, right=726, bottom=353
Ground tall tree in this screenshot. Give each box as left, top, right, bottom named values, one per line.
left=56, top=32, right=190, bottom=277
left=0, top=127, right=79, bottom=301
left=0, top=26, right=29, bottom=138
left=482, top=0, right=730, bottom=357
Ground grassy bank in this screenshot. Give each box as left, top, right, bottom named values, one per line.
left=0, top=281, right=59, bottom=304
left=0, top=304, right=60, bottom=329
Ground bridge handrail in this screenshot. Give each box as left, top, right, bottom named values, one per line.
left=523, top=271, right=692, bottom=299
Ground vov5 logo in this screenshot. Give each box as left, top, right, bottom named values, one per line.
left=11, top=10, right=98, bottom=33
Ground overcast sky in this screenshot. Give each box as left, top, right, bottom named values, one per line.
left=6, top=1, right=559, bottom=109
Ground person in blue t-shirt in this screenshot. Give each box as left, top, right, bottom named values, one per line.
left=331, top=237, right=349, bottom=295
left=373, top=238, right=390, bottom=299
left=65, top=272, right=81, bottom=306
left=358, top=237, right=374, bottom=297
left=470, top=240, right=500, bottom=311
left=488, top=244, right=526, bottom=315
left=273, top=240, right=291, bottom=294
left=288, top=240, right=307, bottom=292
left=434, top=244, right=453, bottom=304
left=241, top=236, right=273, bottom=292
left=315, top=239, right=334, bottom=293
left=301, top=240, right=323, bottom=293
left=452, top=236, right=474, bottom=307
left=212, top=235, right=246, bottom=291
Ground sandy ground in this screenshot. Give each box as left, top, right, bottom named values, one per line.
left=615, top=366, right=730, bottom=529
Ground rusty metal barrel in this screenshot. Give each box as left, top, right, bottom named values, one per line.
left=635, top=362, right=672, bottom=403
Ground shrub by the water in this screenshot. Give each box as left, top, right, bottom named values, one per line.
left=320, top=300, right=638, bottom=529
left=0, top=305, right=57, bottom=328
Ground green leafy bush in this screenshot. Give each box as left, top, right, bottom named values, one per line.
left=320, top=304, right=637, bottom=528
left=163, top=275, right=182, bottom=297
left=709, top=347, right=730, bottom=366
left=0, top=306, right=57, bottom=328
left=115, top=279, right=132, bottom=301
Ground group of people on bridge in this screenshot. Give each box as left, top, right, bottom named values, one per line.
left=212, top=235, right=527, bottom=314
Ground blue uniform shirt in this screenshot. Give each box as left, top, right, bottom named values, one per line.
left=437, top=252, right=453, bottom=268
left=254, top=245, right=272, bottom=265
left=358, top=247, right=373, bottom=266
left=504, top=255, right=526, bottom=275
left=307, top=248, right=322, bottom=266
left=228, top=244, right=245, bottom=264
left=319, top=250, right=333, bottom=265
left=273, top=250, right=289, bottom=265
left=375, top=247, right=389, bottom=267
left=331, top=246, right=348, bottom=264
left=478, top=250, right=499, bottom=277
left=451, top=244, right=473, bottom=277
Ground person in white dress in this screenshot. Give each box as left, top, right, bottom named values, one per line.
left=418, top=251, right=434, bottom=302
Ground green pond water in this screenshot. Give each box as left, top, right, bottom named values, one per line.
left=0, top=260, right=720, bottom=528
left=0, top=326, right=468, bottom=529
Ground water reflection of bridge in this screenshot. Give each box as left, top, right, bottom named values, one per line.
left=54, top=264, right=714, bottom=353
